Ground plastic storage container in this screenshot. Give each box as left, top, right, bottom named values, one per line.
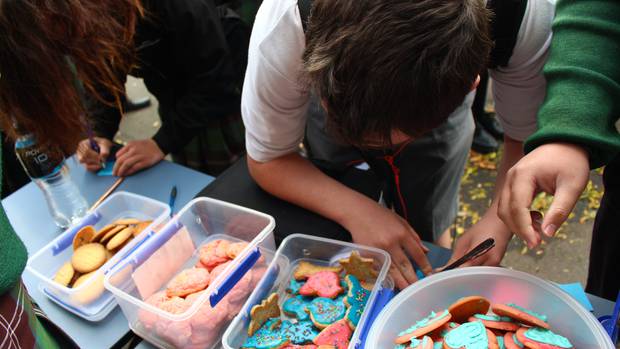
left=366, top=266, right=615, bottom=348
left=26, top=191, right=170, bottom=321
left=104, top=197, right=276, bottom=349
left=222, top=233, right=393, bottom=349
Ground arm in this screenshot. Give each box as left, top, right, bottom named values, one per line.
left=525, top=0, right=620, bottom=168
left=499, top=0, right=620, bottom=247
left=451, top=1, right=555, bottom=265
left=449, top=136, right=523, bottom=266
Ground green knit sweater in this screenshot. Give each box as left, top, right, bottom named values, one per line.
left=0, top=141, right=28, bottom=295
left=525, top=0, right=620, bottom=168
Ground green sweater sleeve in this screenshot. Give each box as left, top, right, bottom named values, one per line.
left=525, top=0, right=620, bottom=168
left=0, top=141, right=28, bottom=295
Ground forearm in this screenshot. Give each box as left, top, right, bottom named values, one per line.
left=525, top=0, right=620, bottom=167
left=247, top=153, right=376, bottom=228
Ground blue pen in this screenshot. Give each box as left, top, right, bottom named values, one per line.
left=86, top=124, right=106, bottom=169
left=168, top=186, right=177, bottom=217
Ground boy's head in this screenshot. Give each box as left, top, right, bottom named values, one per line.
left=303, top=0, right=492, bottom=148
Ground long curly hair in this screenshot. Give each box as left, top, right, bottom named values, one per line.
left=0, top=0, right=143, bottom=152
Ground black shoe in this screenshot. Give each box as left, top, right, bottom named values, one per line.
left=477, top=112, right=504, bottom=140
left=471, top=121, right=499, bottom=154
left=123, top=96, right=151, bottom=112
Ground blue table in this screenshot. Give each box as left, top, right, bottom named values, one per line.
left=2, top=157, right=213, bottom=349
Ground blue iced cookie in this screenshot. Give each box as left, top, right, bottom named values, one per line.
left=282, top=295, right=312, bottom=321
left=307, top=297, right=346, bottom=329
left=443, top=321, right=490, bottom=349
left=287, top=278, right=304, bottom=295
left=343, top=274, right=371, bottom=328
left=242, top=318, right=289, bottom=349
left=280, top=319, right=319, bottom=344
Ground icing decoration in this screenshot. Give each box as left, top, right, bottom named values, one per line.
left=410, top=336, right=432, bottom=348
left=433, top=343, right=443, bottom=349
left=523, top=328, right=572, bottom=348
left=398, top=310, right=450, bottom=336
left=343, top=275, right=371, bottom=328
left=497, top=336, right=505, bottom=349
left=299, top=271, right=344, bottom=298
left=283, top=295, right=312, bottom=321
left=288, top=279, right=305, bottom=295
left=312, top=319, right=352, bottom=349
left=307, top=297, right=346, bottom=328
left=444, top=321, right=488, bottom=349
left=243, top=318, right=289, bottom=349
left=512, top=333, right=524, bottom=348
left=338, top=250, right=378, bottom=281
left=506, top=303, right=548, bottom=322
left=473, top=314, right=513, bottom=322
left=281, top=320, right=320, bottom=344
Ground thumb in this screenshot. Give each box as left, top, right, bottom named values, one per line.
left=541, top=183, right=581, bottom=237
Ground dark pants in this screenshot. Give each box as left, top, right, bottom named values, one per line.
left=586, top=154, right=620, bottom=301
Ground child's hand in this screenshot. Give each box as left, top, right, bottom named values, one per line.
left=341, top=200, right=432, bottom=290
left=76, top=137, right=112, bottom=171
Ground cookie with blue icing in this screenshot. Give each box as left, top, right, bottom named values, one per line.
left=492, top=303, right=549, bottom=329
left=468, top=314, right=520, bottom=332
left=306, top=297, right=346, bottom=329
left=443, top=321, right=499, bottom=349
left=280, top=320, right=320, bottom=344
left=283, top=295, right=312, bottom=321
left=287, top=279, right=305, bottom=295
left=343, top=274, right=371, bottom=328
left=242, top=318, right=290, bottom=349
left=516, top=327, right=573, bottom=349
left=395, top=310, right=451, bottom=344
left=503, top=332, right=524, bottom=349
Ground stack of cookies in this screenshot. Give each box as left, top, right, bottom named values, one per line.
left=53, top=218, right=152, bottom=289
left=137, top=236, right=267, bottom=349
left=242, top=250, right=378, bottom=349
left=394, top=296, right=574, bottom=349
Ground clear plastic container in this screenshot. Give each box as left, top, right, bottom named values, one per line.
left=222, top=233, right=392, bottom=349
left=26, top=192, right=170, bottom=321
left=104, top=197, right=276, bottom=349
left=366, top=266, right=615, bottom=348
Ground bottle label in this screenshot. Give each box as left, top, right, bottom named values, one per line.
left=15, top=136, right=65, bottom=179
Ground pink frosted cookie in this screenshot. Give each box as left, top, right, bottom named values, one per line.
left=226, top=241, right=249, bottom=259
left=199, top=239, right=231, bottom=270
left=299, top=271, right=344, bottom=299
left=187, top=291, right=229, bottom=332
left=166, top=267, right=210, bottom=298
left=210, top=260, right=232, bottom=281
left=139, top=291, right=169, bottom=330
left=155, top=318, right=192, bottom=348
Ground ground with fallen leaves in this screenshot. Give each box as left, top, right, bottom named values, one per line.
left=458, top=149, right=604, bottom=285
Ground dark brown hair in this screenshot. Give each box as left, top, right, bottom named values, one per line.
left=0, top=0, right=143, bottom=153
left=303, top=0, right=492, bottom=147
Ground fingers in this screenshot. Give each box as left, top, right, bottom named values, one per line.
left=541, top=183, right=582, bottom=237
left=388, top=261, right=410, bottom=291
left=401, top=235, right=432, bottom=276
left=499, top=169, right=540, bottom=249
left=76, top=140, right=102, bottom=171
left=96, top=138, right=111, bottom=162
left=391, top=245, right=420, bottom=287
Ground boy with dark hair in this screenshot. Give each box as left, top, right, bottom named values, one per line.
left=243, top=0, right=554, bottom=288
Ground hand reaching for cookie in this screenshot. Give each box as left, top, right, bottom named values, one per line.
left=340, top=199, right=431, bottom=290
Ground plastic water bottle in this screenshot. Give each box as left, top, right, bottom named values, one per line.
left=14, top=133, right=88, bottom=229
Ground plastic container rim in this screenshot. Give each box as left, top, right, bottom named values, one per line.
left=25, top=191, right=171, bottom=294
left=367, top=266, right=614, bottom=348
